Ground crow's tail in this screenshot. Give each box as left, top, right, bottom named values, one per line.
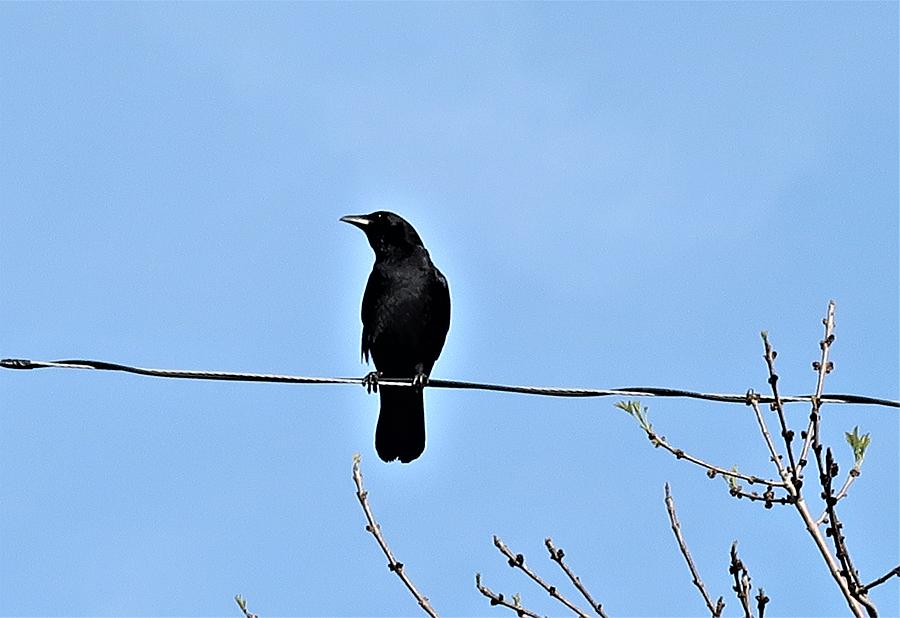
left=375, top=386, right=426, bottom=463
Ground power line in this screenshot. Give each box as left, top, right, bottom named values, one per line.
left=2, top=357, right=896, bottom=409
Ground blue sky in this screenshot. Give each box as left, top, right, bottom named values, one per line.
left=1, top=3, right=897, bottom=616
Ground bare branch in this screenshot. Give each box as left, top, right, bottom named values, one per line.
left=793, top=492, right=865, bottom=616
left=861, top=566, right=900, bottom=593
left=618, top=401, right=785, bottom=488
left=728, top=485, right=792, bottom=508
left=492, top=536, right=590, bottom=617
left=816, top=425, right=871, bottom=524
left=788, top=306, right=876, bottom=616
left=475, top=573, right=545, bottom=618
left=820, top=448, right=878, bottom=616
left=760, top=332, right=800, bottom=484
left=831, top=464, right=861, bottom=504
left=747, top=392, right=789, bottom=483
left=729, top=542, right=754, bottom=618
left=544, top=538, right=608, bottom=618
left=798, top=300, right=836, bottom=473
left=234, top=594, right=258, bottom=618
left=352, top=455, right=438, bottom=618
left=755, top=588, right=770, bottom=618
left=760, top=304, right=868, bottom=617
left=618, top=304, right=885, bottom=617
left=650, top=430, right=783, bottom=488
left=664, top=484, right=725, bottom=617
left=815, top=461, right=862, bottom=526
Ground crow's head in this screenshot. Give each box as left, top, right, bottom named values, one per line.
left=340, top=211, right=425, bottom=259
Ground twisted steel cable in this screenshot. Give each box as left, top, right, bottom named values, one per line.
left=2, top=358, right=896, bottom=408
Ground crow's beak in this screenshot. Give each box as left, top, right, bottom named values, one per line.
left=340, top=214, right=371, bottom=230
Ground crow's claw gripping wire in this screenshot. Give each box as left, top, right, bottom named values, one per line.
left=413, top=371, right=429, bottom=392
left=363, top=371, right=381, bottom=394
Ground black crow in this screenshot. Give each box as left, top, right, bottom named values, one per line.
left=341, top=211, right=451, bottom=463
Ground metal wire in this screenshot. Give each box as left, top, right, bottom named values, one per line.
left=2, top=357, right=896, bottom=408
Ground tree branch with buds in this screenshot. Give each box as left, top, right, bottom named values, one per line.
left=664, top=483, right=725, bottom=617
left=352, top=455, right=438, bottom=618
left=544, top=538, right=608, bottom=618
left=622, top=301, right=896, bottom=617
left=475, top=573, right=544, bottom=618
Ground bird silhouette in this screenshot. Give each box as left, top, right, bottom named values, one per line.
left=341, top=211, right=451, bottom=463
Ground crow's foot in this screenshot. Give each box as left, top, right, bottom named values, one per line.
left=412, top=371, right=429, bottom=391
left=363, top=371, right=381, bottom=394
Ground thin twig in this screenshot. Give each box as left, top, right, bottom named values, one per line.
left=792, top=492, right=865, bottom=617
left=795, top=306, right=875, bottom=616
left=820, top=448, right=877, bottom=616
left=352, top=455, right=438, bottom=618
left=234, top=595, right=258, bottom=618
left=475, top=573, right=545, bottom=618
left=755, top=588, right=770, bottom=618
left=861, top=566, right=900, bottom=593
left=822, top=449, right=859, bottom=590
left=815, top=463, right=861, bottom=526
left=798, top=300, right=836, bottom=473
left=492, top=536, right=590, bottom=618
left=639, top=423, right=785, bottom=488
left=544, top=538, right=609, bottom=618
left=728, top=486, right=792, bottom=508
left=747, top=393, right=789, bottom=483
left=831, top=463, right=861, bottom=504
left=2, top=357, right=896, bottom=407
left=729, top=542, right=754, bottom=618
left=664, top=484, right=725, bottom=617
left=760, top=332, right=799, bottom=484
left=759, top=306, right=866, bottom=617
